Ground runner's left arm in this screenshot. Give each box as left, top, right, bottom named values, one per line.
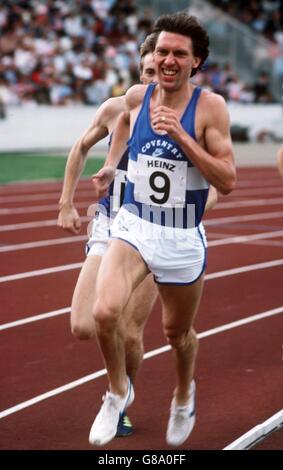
left=152, top=94, right=236, bottom=195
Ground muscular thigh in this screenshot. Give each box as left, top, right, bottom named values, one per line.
left=158, top=275, right=205, bottom=334
left=96, top=238, right=150, bottom=312
left=124, top=274, right=158, bottom=331
left=71, top=255, right=101, bottom=327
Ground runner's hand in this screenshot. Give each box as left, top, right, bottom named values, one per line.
left=152, top=105, right=186, bottom=141
left=92, top=166, right=115, bottom=201
left=58, top=205, right=82, bottom=235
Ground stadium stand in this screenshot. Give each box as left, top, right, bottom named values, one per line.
left=0, top=0, right=281, bottom=110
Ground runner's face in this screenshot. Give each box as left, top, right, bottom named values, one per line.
left=140, top=53, right=157, bottom=84
left=154, top=31, right=200, bottom=91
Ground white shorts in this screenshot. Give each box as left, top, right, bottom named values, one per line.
left=111, top=207, right=207, bottom=285
left=86, top=212, right=112, bottom=257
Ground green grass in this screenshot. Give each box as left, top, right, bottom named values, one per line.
left=0, top=154, right=105, bottom=184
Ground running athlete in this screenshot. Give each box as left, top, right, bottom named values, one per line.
left=89, top=12, right=236, bottom=447
left=277, top=145, right=283, bottom=178
left=58, top=34, right=159, bottom=437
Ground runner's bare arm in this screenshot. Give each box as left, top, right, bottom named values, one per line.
left=152, top=93, right=236, bottom=195
left=104, top=85, right=146, bottom=168
left=58, top=97, right=125, bottom=234
left=91, top=85, right=147, bottom=201
left=91, top=111, right=130, bottom=201
left=204, top=185, right=218, bottom=212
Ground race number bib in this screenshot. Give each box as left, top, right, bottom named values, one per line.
left=134, top=154, right=187, bottom=208
left=112, top=169, right=127, bottom=212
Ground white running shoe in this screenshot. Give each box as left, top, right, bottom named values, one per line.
left=89, top=378, right=134, bottom=446
left=166, top=380, right=196, bottom=447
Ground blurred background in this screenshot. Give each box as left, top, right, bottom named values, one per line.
left=0, top=0, right=283, bottom=183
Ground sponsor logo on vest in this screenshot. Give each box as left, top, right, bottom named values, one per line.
left=141, top=139, right=184, bottom=159
left=146, top=159, right=176, bottom=171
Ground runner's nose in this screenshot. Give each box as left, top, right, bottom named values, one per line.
left=164, top=52, right=175, bottom=66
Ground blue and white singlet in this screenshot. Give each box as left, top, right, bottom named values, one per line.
left=123, top=83, right=209, bottom=229
left=98, top=135, right=129, bottom=219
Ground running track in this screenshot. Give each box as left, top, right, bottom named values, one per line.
left=0, top=167, right=282, bottom=450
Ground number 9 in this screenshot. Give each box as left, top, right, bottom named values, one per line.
left=149, top=171, right=170, bottom=205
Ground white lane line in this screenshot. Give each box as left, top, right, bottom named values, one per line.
left=205, top=258, right=283, bottom=281
left=214, top=197, right=283, bottom=210
left=197, top=306, right=283, bottom=338
left=205, top=211, right=283, bottom=226
left=0, top=263, right=83, bottom=283
left=223, top=409, right=283, bottom=450
left=1, top=253, right=283, bottom=284
left=208, top=229, right=283, bottom=247
left=231, top=187, right=283, bottom=197
left=2, top=264, right=283, bottom=330
left=0, top=216, right=90, bottom=232
left=244, top=239, right=283, bottom=247
left=207, top=231, right=240, bottom=239
left=2, top=227, right=283, bottom=254
left=1, top=195, right=283, bottom=215
left=235, top=179, right=282, bottom=189
left=0, top=202, right=90, bottom=215
left=0, top=178, right=91, bottom=196
left=0, top=236, right=88, bottom=253
left=0, top=308, right=71, bottom=331
left=1, top=210, right=283, bottom=232
left=0, top=305, right=281, bottom=420
left=0, top=190, right=95, bottom=203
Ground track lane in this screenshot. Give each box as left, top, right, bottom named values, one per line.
left=0, top=313, right=281, bottom=450
left=1, top=228, right=282, bottom=276
left=1, top=265, right=282, bottom=411
left=0, top=166, right=282, bottom=450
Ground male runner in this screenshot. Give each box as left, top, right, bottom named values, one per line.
left=89, top=12, right=235, bottom=447
left=58, top=34, right=159, bottom=436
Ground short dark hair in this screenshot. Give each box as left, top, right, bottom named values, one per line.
left=139, top=32, right=158, bottom=72
left=153, top=11, right=209, bottom=77
left=140, top=32, right=159, bottom=59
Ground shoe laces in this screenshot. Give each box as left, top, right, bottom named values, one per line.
left=170, top=402, right=191, bottom=421
left=101, top=391, right=120, bottom=416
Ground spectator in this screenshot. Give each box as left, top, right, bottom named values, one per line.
left=111, top=76, right=127, bottom=97
left=0, top=0, right=279, bottom=107
left=253, top=71, right=273, bottom=102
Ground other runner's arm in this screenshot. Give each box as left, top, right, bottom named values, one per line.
left=91, top=84, right=146, bottom=201
left=91, top=110, right=130, bottom=201
left=58, top=98, right=123, bottom=234
left=204, top=185, right=218, bottom=213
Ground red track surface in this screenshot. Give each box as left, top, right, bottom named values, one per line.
left=0, top=167, right=282, bottom=450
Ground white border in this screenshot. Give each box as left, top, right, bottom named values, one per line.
left=223, top=410, right=283, bottom=450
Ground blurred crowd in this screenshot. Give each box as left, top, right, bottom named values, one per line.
left=193, top=63, right=274, bottom=104
left=0, top=0, right=279, bottom=112
left=0, top=0, right=152, bottom=108
left=209, top=0, right=283, bottom=43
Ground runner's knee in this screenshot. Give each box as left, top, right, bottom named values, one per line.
left=71, top=315, right=94, bottom=340
left=165, top=327, right=198, bottom=351
left=93, top=299, right=120, bottom=331
left=71, top=322, right=93, bottom=340
left=125, top=329, right=143, bottom=353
